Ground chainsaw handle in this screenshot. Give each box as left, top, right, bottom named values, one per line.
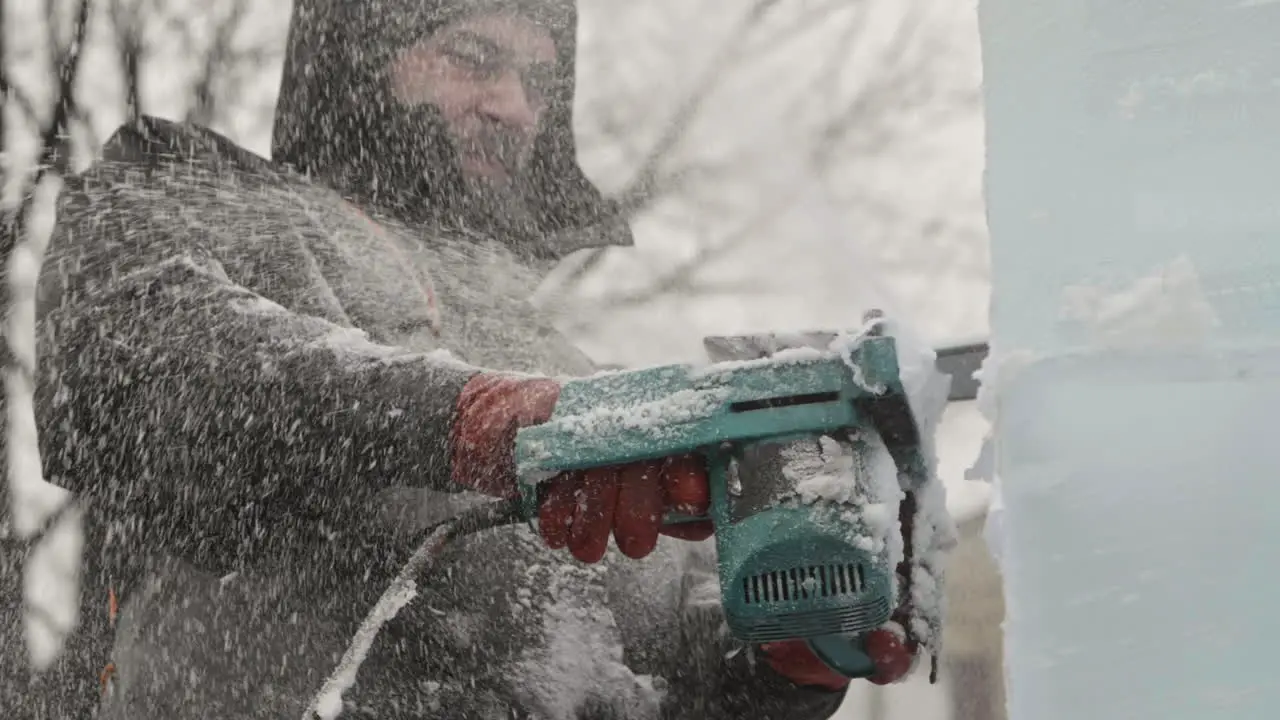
left=661, top=510, right=711, bottom=525
left=523, top=476, right=713, bottom=527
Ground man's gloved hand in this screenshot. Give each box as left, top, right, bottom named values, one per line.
left=450, top=373, right=715, bottom=563
left=760, top=624, right=916, bottom=691
left=862, top=622, right=917, bottom=685
left=758, top=641, right=851, bottom=692
left=452, top=374, right=922, bottom=686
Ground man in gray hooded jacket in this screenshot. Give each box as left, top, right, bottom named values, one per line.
left=10, top=0, right=920, bottom=717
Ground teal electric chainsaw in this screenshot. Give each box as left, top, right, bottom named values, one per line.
left=312, top=316, right=947, bottom=715
left=512, top=316, right=934, bottom=681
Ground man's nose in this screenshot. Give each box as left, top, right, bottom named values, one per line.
left=479, top=71, right=539, bottom=131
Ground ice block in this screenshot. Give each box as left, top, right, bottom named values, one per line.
left=980, top=0, right=1280, bottom=351
left=978, top=1, right=1280, bottom=719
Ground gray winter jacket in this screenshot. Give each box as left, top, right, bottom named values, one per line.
left=17, top=116, right=848, bottom=720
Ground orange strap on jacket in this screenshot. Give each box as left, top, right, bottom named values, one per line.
left=99, top=587, right=118, bottom=696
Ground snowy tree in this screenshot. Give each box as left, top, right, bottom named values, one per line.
left=1, top=0, right=277, bottom=685
left=2, top=0, right=95, bottom=687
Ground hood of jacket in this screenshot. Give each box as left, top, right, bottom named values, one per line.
left=270, top=0, right=632, bottom=259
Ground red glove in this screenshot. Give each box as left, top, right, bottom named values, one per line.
left=538, top=455, right=715, bottom=562
left=450, top=373, right=715, bottom=563
left=760, top=625, right=916, bottom=691
left=759, top=640, right=851, bottom=692
left=863, top=624, right=916, bottom=685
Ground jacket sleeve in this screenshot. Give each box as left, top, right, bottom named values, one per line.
left=34, top=176, right=484, bottom=575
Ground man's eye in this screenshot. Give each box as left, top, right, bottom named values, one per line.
left=445, top=46, right=497, bottom=75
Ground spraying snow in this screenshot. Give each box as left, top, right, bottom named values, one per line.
left=307, top=526, right=448, bottom=720
left=903, top=462, right=953, bottom=655
left=827, top=316, right=892, bottom=395
left=525, top=386, right=732, bottom=460
left=782, top=435, right=904, bottom=566
left=688, top=345, right=828, bottom=379
left=510, top=577, right=665, bottom=720
left=834, top=314, right=957, bottom=667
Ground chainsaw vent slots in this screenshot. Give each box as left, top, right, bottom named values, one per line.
left=742, top=563, right=865, bottom=605
left=729, top=391, right=839, bottom=414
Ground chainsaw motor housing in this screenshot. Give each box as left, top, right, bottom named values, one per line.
left=514, top=322, right=929, bottom=679
left=707, top=435, right=896, bottom=679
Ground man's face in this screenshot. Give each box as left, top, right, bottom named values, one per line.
left=389, top=12, right=557, bottom=188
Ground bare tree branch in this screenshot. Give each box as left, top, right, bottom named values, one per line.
left=36, top=0, right=93, bottom=176
left=556, top=2, right=973, bottom=333
left=0, top=0, right=92, bottom=681
left=740, top=0, right=867, bottom=65
left=1, top=0, right=92, bottom=534
left=110, top=0, right=148, bottom=128
left=556, top=176, right=813, bottom=329
left=551, top=1, right=827, bottom=302
left=188, top=0, right=252, bottom=127
left=610, top=0, right=786, bottom=217
left=0, top=5, right=7, bottom=161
